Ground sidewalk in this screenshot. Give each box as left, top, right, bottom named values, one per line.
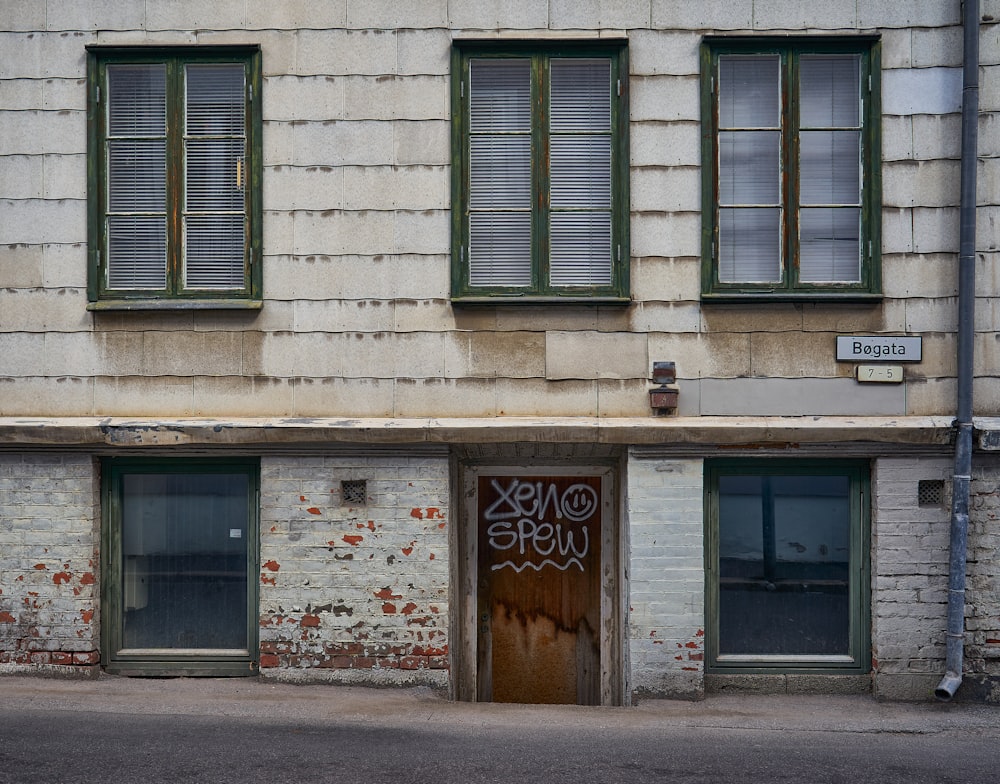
left=2, top=673, right=999, bottom=735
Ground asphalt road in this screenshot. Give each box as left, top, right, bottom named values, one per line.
left=1, top=676, right=999, bottom=784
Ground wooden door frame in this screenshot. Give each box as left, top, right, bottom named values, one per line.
left=451, top=460, right=625, bottom=705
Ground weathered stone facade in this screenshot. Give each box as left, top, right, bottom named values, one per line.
left=1, top=1, right=998, bottom=702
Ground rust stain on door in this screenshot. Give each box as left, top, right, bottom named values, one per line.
left=477, top=475, right=601, bottom=705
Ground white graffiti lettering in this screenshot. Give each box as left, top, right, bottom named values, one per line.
left=486, top=519, right=589, bottom=560
left=491, top=557, right=584, bottom=573
left=484, top=479, right=598, bottom=523
left=484, top=477, right=597, bottom=573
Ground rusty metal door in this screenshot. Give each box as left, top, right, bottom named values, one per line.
left=476, top=475, right=602, bottom=704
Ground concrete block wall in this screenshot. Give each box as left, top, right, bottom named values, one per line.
left=626, top=454, right=704, bottom=699
left=0, top=1, right=993, bottom=419
left=258, top=452, right=450, bottom=685
left=0, top=454, right=100, bottom=672
left=966, top=455, right=1000, bottom=699
left=870, top=457, right=952, bottom=700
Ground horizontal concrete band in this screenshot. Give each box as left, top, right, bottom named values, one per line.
left=0, top=415, right=962, bottom=450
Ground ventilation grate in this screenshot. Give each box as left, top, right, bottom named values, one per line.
left=341, top=479, right=367, bottom=506
left=918, top=479, right=945, bottom=508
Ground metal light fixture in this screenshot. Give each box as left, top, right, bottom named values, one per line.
left=649, top=361, right=678, bottom=415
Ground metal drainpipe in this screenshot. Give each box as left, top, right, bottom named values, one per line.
left=934, top=0, right=979, bottom=702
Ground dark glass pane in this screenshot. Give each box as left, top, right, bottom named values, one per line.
left=800, top=55, right=860, bottom=128
left=121, top=473, right=249, bottom=651
left=719, top=130, right=780, bottom=205
left=799, top=207, right=861, bottom=283
left=719, top=55, right=779, bottom=128
left=719, top=207, right=781, bottom=282
left=718, top=474, right=851, bottom=656
left=470, top=59, right=530, bottom=132
left=107, top=64, right=166, bottom=137
left=185, top=64, right=245, bottom=137
left=799, top=130, right=860, bottom=205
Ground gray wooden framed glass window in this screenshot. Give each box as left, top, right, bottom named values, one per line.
left=86, top=46, right=262, bottom=310
left=701, top=37, right=881, bottom=301
left=101, top=458, right=260, bottom=676
left=704, top=459, right=870, bottom=673
left=451, top=41, right=630, bottom=302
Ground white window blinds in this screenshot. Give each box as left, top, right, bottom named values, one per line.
left=469, top=59, right=533, bottom=287
left=549, top=59, right=612, bottom=287
left=106, top=64, right=168, bottom=289
left=715, top=51, right=863, bottom=286
left=104, top=61, right=247, bottom=292
left=717, top=55, right=781, bottom=283
left=467, top=56, right=614, bottom=290
left=798, top=55, right=862, bottom=283
left=184, top=64, right=247, bottom=289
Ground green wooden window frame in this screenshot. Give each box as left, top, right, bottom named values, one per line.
left=100, top=458, right=260, bottom=676
left=86, top=46, right=263, bottom=310
left=701, top=37, right=881, bottom=301
left=451, top=41, right=630, bottom=302
left=704, top=459, right=871, bottom=674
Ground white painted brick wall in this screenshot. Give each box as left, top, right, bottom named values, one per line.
left=871, top=457, right=951, bottom=697
left=258, top=453, right=450, bottom=685
left=967, top=456, right=1000, bottom=684
left=626, top=454, right=704, bottom=698
left=0, top=454, right=100, bottom=670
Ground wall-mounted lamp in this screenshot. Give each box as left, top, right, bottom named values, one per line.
left=649, top=361, right=679, bottom=415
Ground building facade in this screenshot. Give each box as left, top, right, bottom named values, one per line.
left=1, top=0, right=999, bottom=703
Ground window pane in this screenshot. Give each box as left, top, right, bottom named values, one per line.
left=550, top=212, right=612, bottom=286
left=184, top=214, right=246, bottom=289
left=108, top=140, right=166, bottom=212
left=799, top=207, right=861, bottom=282
left=551, top=136, right=611, bottom=208
left=719, top=130, right=780, bottom=205
left=470, top=59, right=530, bottom=132
left=470, top=136, right=531, bottom=209
left=107, top=215, right=167, bottom=289
left=718, top=474, right=851, bottom=657
left=550, top=58, right=610, bottom=131
left=719, top=207, right=781, bottom=282
left=799, top=130, right=860, bottom=205
left=186, top=64, right=245, bottom=137
left=470, top=212, right=532, bottom=286
left=719, top=55, right=779, bottom=128
left=186, top=138, right=246, bottom=211
left=121, top=473, right=249, bottom=651
left=107, top=64, right=166, bottom=136
left=800, top=55, right=860, bottom=128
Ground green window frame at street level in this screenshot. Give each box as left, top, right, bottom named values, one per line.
left=704, top=460, right=871, bottom=674
left=87, top=46, right=262, bottom=309
left=451, top=41, right=630, bottom=301
left=701, top=38, right=881, bottom=300
left=101, top=458, right=260, bottom=676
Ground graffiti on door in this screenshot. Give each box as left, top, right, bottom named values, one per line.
left=483, top=478, right=597, bottom=573
left=476, top=473, right=604, bottom=704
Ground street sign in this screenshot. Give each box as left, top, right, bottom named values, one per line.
left=836, top=335, right=922, bottom=362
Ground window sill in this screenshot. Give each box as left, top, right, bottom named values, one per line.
left=452, top=296, right=632, bottom=305
left=87, top=299, right=263, bottom=312
left=701, top=292, right=883, bottom=304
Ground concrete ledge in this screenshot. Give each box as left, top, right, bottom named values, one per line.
left=873, top=673, right=941, bottom=702
left=259, top=667, right=449, bottom=690
left=0, top=415, right=957, bottom=450
left=875, top=673, right=1000, bottom=704
left=0, top=663, right=100, bottom=680
left=707, top=674, right=872, bottom=696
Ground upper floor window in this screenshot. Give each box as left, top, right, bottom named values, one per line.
left=451, top=42, right=630, bottom=301
left=701, top=38, right=880, bottom=300
left=87, top=46, right=262, bottom=309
